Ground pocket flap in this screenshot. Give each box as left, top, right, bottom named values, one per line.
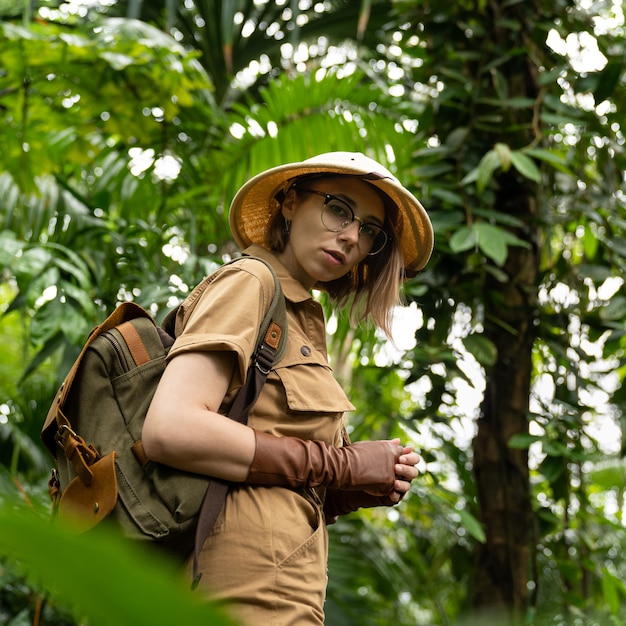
left=58, top=452, right=118, bottom=532
left=276, top=365, right=355, bottom=413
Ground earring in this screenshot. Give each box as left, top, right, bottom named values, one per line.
left=284, top=219, right=291, bottom=235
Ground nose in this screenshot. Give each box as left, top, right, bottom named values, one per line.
left=338, top=220, right=360, bottom=245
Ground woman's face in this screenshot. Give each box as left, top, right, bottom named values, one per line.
left=277, top=176, right=386, bottom=289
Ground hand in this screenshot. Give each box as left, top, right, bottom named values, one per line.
left=385, top=438, right=421, bottom=504
left=322, top=440, right=421, bottom=522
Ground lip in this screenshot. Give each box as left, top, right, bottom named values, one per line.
left=324, top=249, right=347, bottom=265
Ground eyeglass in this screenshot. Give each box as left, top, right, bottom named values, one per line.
left=297, top=188, right=390, bottom=255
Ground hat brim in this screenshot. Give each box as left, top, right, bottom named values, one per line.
left=229, top=152, right=433, bottom=273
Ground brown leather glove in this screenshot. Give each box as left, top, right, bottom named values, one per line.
left=246, top=430, right=402, bottom=495
left=323, top=489, right=397, bottom=525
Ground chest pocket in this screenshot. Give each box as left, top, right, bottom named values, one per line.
left=274, top=348, right=355, bottom=414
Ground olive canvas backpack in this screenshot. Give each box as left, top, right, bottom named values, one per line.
left=41, top=256, right=287, bottom=584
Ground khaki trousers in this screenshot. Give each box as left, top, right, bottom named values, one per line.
left=189, top=485, right=329, bottom=626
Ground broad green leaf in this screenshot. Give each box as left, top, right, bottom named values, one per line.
left=510, top=151, right=541, bottom=182
left=431, top=188, right=464, bottom=206
left=429, top=210, right=465, bottom=231
left=508, top=434, right=542, bottom=449
left=460, top=149, right=501, bottom=191
left=12, top=247, right=52, bottom=279
left=524, top=147, right=574, bottom=175
left=540, top=111, right=581, bottom=126
left=0, top=230, right=24, bottom=265
left=600, top=296, right=626, bottom=322
left=0, top=503, right=235, bottom=626
left=571, top=264, right=614, bottom=283
left=478, top=238, right=508, bottom=266
left=538, top=455, right=565, bottom=483
left=444, top=126, right=470, bottom=150
left=476, top=149, right=501, bottom=192
left=462, top=333, right=497, bottom=367
left=582, top=225, right=599, bottom=260
left=473, top=207, right=526, bottom=228
left=29, top=299, right=66, bottom=344
left=590, top=459, right=626, bottom=489
left=494, top=142, right=512, bottom=171
left=456, top=508, right=486, bottom=543
left=601, top=568, right=621, bottom=615
left=594, top=61, right=623, bottom=103
left=475, top=222, right=508, bottom=265
left=450, top=226, right=477, bottom=253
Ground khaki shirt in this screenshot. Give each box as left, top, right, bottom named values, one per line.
left=168, top=244, right=354, bottom=445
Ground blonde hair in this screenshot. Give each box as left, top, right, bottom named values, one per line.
left=265, top=175, right=405, bottom=339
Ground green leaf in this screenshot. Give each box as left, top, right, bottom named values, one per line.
left=494, top=142, right=512, bottom=171
left=475, top=222, right=508, bottom=265
left=0, top=503, right=235, bottom=626
left=456, top=508, right=486, bottom=543
left=577, top=264, right=614, bottom=283
left=510, top=151, right=541, bottom=182
left=600, top=296, right=626, bottom=322
left=460, top=149, right=501, bottom=191
left=462, top=333, right=498, bottom=367
left=601, top=568, right=621, bottom=615
left=591, top=459, right=626, bottom=490
left=444, top=126, right=470, bottom=150
left=538, top=455, right=565, bottom=483
left=450, top=226, right=477, bottom=253
left=594, top=61, right=623, bottom=103
left=524, top=147, right=574, bottom=175
left=429, top=210, right=465, bottom=232
left=431, top=188, right=464, bottom=206
left=476, top=149, right=501, bottom=192
left=13, top=247, right=52, bottom=280
left=508, top=434, right=542, bottom=449
left=582, top=225, right=599, bottom=260
left=0, top=230, right=23, bottom=266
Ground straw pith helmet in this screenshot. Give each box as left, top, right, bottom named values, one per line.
left=229, top=151, right=434, bottom=274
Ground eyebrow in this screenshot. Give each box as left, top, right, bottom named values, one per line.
left=329, top=192, right=385, bottom=227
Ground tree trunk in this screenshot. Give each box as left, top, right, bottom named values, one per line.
left=467, top=0, right=545, bottom=617
left=472, top=177, right=539, bottom=620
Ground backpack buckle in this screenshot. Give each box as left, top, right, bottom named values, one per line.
left=54, top=423, right=78, bottom=448
left=254, top=343, right=276, bottom=375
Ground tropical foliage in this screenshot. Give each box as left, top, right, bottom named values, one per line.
left=1, top=1, right=625, bottom=625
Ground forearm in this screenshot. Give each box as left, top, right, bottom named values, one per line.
left=143, top=349, right=256, bottom=480
left=246, top=430, right=402, bottom=494
left=143, top=407, right=256, bottom=481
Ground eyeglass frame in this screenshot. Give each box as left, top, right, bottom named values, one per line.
left=294, top=187, right=391, bottom=256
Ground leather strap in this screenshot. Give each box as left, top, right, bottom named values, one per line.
left=117, top=321, right=152, bottom=366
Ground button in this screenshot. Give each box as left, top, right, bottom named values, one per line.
left=300, top=345, right=311, bottom=356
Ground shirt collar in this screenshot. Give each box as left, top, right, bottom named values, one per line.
left=243, top=244, right=313, bottom=304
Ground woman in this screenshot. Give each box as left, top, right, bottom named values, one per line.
left=143, top=151, right=434, bottom=625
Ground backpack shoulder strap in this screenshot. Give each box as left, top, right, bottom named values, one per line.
left=191, top=255, right=287, bottom=588
left=244, top=255, right=287, bottom=369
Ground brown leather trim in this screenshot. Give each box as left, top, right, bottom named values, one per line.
left=264, top=321, right=282, bottom=350
left=117, top=321, right=151, bottom=366
left=131, top=440, right=150, bottom=469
